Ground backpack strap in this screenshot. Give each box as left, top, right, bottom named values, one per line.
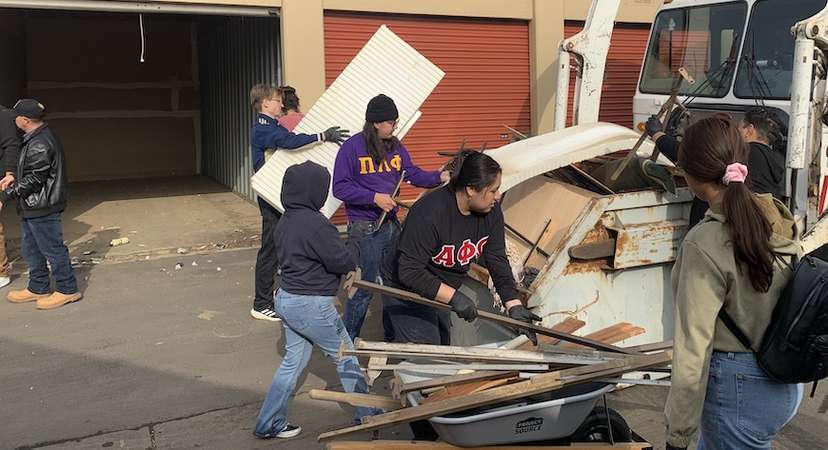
left=718, top=308, right=754, bottom=351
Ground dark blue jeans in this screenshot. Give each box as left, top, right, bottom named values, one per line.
left=343, top=219, right=399, bottom=341
left=21, top=212, right=78, bottom=294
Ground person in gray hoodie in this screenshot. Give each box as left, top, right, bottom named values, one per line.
left=253, top=161, right=379, bottom=440
left=665, top=117, right=803, bottom=450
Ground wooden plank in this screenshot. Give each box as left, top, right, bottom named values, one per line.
left=366, top=356, right=386, bottom=386
left=309, top=389, right=400, bottom=410
left=395, top=371, right=518, bottom=396
left=420, top=376, right=518, bottom=404
left=318, top=352, right=671, bottom=441
left=561, top=323, right=645, bottom=349
left=346, top=348, right=598, bottom=366
left=352, top=340, right=607, bottom=365
left=516, top=317, right=586, bottom=351
left=351, top=280, right=637, bottom=354
left=368, top=363, right=550, bottom=372
left=625, top=340, right=673, bottom=353
left=327, top=441, right=652, bottom=450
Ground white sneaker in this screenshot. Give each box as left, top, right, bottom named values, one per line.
left=250, top=307, right=281, bottom=322
left=0, top=276, right=11, bottom=289
left=276, top=423, right=301, bottom=438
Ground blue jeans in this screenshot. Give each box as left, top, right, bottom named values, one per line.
left=343, top=219, right=400, bottom=341
left=697, top=352, right=803, bottom=450
left=254, top=291, right=379, bottom=437
left=21, top=213, right=78, bottom=294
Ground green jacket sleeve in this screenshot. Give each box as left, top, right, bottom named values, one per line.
left=665, top=240, right=726, bottom=448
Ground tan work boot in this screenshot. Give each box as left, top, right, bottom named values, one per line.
left=7, top=288, right=51, bottom=304
left=37, top=291, right=83, bottom=310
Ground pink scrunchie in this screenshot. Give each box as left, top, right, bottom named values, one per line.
left=722, top=162, right=748, bottom=185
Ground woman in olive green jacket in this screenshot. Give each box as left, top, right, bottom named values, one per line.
left=665, top=117, right=803, bottom=450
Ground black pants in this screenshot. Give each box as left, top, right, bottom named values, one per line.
left=254, top=196, right=281, bottom=310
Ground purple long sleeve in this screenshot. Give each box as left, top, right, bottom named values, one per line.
left=332, top=133, right=441, bottom=223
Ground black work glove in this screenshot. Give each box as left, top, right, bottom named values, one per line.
left=449, top=290, right=477, bottom=322
left=666, top=444, right=687, bottom=450
left=645, top=114, right=663, bottom=138
left=508, top=305, right=542, bottom=346
left=323, top=126, right=350, bottom=145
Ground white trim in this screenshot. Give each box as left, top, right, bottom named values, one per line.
left=0, top=0, right=278, bottom=16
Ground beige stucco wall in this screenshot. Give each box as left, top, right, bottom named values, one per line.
left=565, top=0, right=661, bottom=23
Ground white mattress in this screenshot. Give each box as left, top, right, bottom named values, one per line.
left=251, top=25, right=445, bottom=217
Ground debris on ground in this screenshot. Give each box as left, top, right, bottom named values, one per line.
left=216, top=267, right=222, bottom=272
left=175, top=263, right=183, bottom=271
left=176, top=247, right=188, bottom=255
left=191, top=261, right=198, bottom=266
left=109, top=237, right=130, bottom=247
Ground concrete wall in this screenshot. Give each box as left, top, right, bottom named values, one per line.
left=0, top=10, right=25, bottom=107
left=276, top=0, right=661, bottom=135
left=24, top=12, right=199, bottom=181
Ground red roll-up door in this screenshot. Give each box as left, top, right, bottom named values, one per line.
left=564, top=21, right=650, bottom=128
left=324, top=12, right=531, bottom=223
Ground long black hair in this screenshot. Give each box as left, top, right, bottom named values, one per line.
left=362, top=121, right=400, bottom=165
left=449, top=151, right=502, bottom=192
left=679, top=117, right=774, bottom=292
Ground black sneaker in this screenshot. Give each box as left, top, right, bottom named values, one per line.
left=254, top=423, right=302, bottom=439
left=250, top=307, right=281, bottom=322
left=276, top=424, right=302, bottom=438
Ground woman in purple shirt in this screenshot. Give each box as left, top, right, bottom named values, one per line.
left=333, top=94, right=448, bottom=341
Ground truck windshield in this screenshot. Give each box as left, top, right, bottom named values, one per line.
left=734, top=0, right=826, bottom=100
left=639, top=2, right=747, bottom=97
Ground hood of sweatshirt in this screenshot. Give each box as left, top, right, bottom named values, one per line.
left=281, top=160, right=329, bottom=211
left=708, top=193, right=800, bottom=256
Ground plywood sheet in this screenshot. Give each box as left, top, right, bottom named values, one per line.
left=251, top=25, right=444, bottom=217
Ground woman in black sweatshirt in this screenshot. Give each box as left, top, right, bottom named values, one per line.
left=382, top=151, right=540, bottom=346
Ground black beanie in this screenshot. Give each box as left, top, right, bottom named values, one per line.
left=365, top=94, right=398, bottom=123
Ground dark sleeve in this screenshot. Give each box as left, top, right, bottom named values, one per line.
left=655, top=134, right=680, bottom=163
left=0, top=113, right=19, bottom=174
left=308, top=220, right=357, bottom=276
left=396, top=202, right=445, bottom=299
left=0, top=141, right=50, bottom=202
left=747, top=144, right=777, bottom=196
left=253, top=124, right=319, bottom=151
left=481, top=206, right=520, bottom=301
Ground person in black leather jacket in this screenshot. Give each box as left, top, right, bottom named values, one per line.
left=1, top=99, right=81, bottom=310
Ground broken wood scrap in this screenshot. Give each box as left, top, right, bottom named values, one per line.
left=420, top=376, right=520, bottom=405
left=327, top=441, right=653, bottom=450
left=318, top=351, right=672, bottom=441
left=308, top=389, right=401, bottom=410
left=365, top=356, right=386, bottom=386
left=351, top=340, right=608, bottom=366
left=367, top=363, right=551, bottom=372
left=560, top=322, right=645, bottom=349
left=516, top=316, right=586, bottom=351
left=625, top=340, right=673, bottom=353
left=393, top=371, right=519, bottom=398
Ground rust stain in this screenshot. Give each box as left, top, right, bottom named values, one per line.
left=564, top=258, right=610, bottom=274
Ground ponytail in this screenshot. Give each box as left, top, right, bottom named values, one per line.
left=680, top=117, right=775, bottom=292
left=722, top=182, right=774, bottom=292
left=449, top=150, right=501, bottom=192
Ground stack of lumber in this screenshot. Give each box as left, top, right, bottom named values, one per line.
left=310, top=317, right=672, bottom=444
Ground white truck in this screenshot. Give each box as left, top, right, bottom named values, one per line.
left=454, top=0, right=828, bottom=347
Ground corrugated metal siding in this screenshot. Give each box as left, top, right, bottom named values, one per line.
left=251, top=25, right=444, bottom=218
left=200, top=16, right=281, bottom=200
left=564, top=21, right=650, bottom=128
left=324, top=12, right=531, bottom=219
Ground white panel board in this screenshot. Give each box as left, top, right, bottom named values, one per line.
left=486, top=122, right=656, bottom=193
left=251, top=25, right=445, bottom=217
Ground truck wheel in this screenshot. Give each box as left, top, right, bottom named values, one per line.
left=571, top=406, right=632, bottom=443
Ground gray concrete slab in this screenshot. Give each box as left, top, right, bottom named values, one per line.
left=36, top=429, right=151, bottom=450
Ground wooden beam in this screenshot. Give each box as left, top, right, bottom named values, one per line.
left=395, top=371, right=519, bottom=397
left=318, top=352, right=671, bottom=441
left=368, top=363, right=551, bottom=372
left=625, top=340, right=673, bottom=353
left=350, top=280, right=637, bottom=354
left=420, top=376, right=518, bottom=404
left=309, top=389, right=401, bottom=410
left=560, top=323, right=645, bottom=349
left=517, top=317, right=586, bottom=351
left=327, top=441, right=652, bottom=450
